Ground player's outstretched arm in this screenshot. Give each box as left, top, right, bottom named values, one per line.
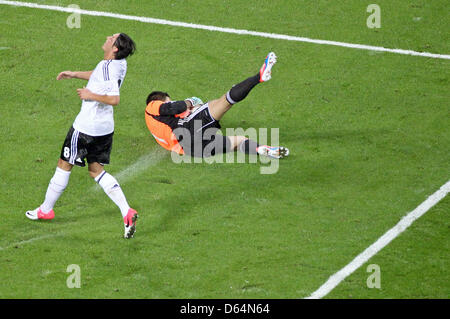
left=56, top=71, right=93, bottom=81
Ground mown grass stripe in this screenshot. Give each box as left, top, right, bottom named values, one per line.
left=1, top=0, right=449, bottom=60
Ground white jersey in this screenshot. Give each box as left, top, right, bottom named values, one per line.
left=73, top=59, right=127, bottom=136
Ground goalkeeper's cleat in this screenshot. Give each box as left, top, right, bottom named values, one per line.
left=257, top=145, right=289, bottom=159
left=259, top=52, right=277, bottom=82
left=25, top=207, right=55, bottom=220
left=123, top=208, right=139, bottom=239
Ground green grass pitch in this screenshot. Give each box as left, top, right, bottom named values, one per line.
left=0, top=0, right=448, bottom=298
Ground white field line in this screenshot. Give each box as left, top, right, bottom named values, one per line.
left=0, top=234, right=60, bottom=251
left=3, top=0, right=449, bottom=291
left=307, top=180, right=450, bottom=299
left=1, top=0, right=450, bottom=60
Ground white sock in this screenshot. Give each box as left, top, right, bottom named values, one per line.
left=40, top=167, right=71, bottom=213
left=95, top=171, right=130, bottom=218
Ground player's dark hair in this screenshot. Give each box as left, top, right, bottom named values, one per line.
left=146, top=91, right=170, bottom=105
left=114, top=33, right=136, bottom=60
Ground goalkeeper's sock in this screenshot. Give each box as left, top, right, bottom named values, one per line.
left=238, top=138, right=260, bottom=155
left=95, top=171, right=130, bottom=218
left=226, top=74, right=260, bottom=105
left=40, top=167, right=71, bottom=213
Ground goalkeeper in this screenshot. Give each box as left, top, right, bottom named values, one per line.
left=144, top=52, right=289, bottom=159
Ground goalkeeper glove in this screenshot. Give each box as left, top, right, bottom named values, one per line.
left=186, top=96, right=203, bottom=107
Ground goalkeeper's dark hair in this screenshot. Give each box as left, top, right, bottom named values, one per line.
left=114, top=33, right=136, bottom=60
left=146, top=91, right=170, bottom=105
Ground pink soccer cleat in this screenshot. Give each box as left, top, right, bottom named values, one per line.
left=25, top=207, right=55, bottom=220
left=123, top=208, right=139, bottom=239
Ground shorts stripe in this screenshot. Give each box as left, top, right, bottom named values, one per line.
left=187, top=103, right=209, bottom=120
left=196, top=120, right=215, bottom=132
left=196, top=106, right=216, bottom=132
left=69, top=129, right=79, bottom=165
left=178, top=103, right=210, bottom=126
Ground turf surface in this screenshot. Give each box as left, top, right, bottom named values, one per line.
left=0, top=0, right=448, bottom=299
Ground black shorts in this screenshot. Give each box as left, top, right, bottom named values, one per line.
left=175, top=103, right=231, bottom=158
left=60, top=126, right=114, bottom=167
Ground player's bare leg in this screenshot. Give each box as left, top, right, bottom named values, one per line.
left=87, top=161, right=104, bottom=178
left=208, top=95, right=232, bottom=121
left=57, top=158, right=74, bottom=172
left=225, top=135, right=247, bottom=151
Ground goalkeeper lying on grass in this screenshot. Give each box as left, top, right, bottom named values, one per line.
left=144, top=52, right=289, bottom=159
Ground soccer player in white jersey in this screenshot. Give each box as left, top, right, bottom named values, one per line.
left=26, top=33, right=139, bottom=239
